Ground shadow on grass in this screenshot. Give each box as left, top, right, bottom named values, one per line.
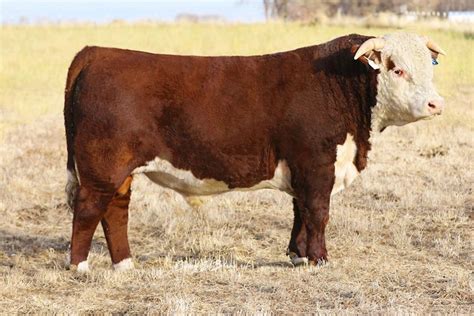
left=0, top=228, right=294, bottom=269
left=0, top=229, right=69, bottom=257
left=136, top=253, right=294, bottom=269
left=0, top=228, right=112, bottom=269
left=0, top=228, right=68, bottom=269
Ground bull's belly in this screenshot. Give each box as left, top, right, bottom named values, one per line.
left=132, top=133, right=358, bottom=199
left=133, top=158, right=294, bottom=197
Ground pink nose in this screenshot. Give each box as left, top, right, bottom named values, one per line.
left=427, top=99, right=445, bottom=115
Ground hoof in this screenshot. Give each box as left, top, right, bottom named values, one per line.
left=77, top=261, right=90, bottom=272
left=288, top=252, right=308, bottom=266
left=309, top=258, right=328, bottom=267
left=69, top=260, right=90, bottom=273
left=113, top=258, right=134, bottom=271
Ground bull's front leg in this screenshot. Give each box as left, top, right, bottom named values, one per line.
left=300, top=193, right=330, bottom=264
left=290, top=164, right=334, bottom=265
left=287, top=198, right=308, bottom=265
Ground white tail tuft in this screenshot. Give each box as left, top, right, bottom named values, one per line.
left=65, top=169, right=79, bottom=212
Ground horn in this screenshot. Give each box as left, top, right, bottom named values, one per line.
left=425, top=37, right=446, bottom=56
left=354, top=37, right=385, bottom=60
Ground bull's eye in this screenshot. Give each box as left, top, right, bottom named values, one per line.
left=394, top=69, right=404, bottom=76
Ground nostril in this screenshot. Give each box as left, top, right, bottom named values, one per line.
left=427, top=100, right=444, bottom=114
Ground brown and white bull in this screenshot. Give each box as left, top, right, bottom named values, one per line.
left=64, top=32, right=445, bottom=272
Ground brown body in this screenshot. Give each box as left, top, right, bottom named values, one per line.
left=65, top=34, right=378, bottom=267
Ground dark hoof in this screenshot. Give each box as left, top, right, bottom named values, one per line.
left=308, top=258, right=327, bottom=267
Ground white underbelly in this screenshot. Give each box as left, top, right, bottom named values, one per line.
left=133, top=158, right=293, bottom=197
left=133, top=134, right=357, bottom=199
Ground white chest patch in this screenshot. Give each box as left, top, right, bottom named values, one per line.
left=331, top=133, right=359, bottom=195
left=133, top=158, right=293, bottom=197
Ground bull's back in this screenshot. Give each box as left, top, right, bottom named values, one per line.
left=78, top=47, right=273, bottom=139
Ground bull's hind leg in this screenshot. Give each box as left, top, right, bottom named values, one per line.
left=70, top=187, right=114, bottom=272
left=101, top=175, right=134, bottom=271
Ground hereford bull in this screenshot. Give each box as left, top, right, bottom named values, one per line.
left=64, top=32, right=445, bottom=272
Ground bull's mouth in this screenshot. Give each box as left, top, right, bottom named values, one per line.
left=422, top=115, right=436, bottom=121
left=422, top=112, right=442, bottom=120
left=418, top=111, right=442, bottom=121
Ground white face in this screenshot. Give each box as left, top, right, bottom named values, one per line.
left=372, top=33, right=445, bottom=130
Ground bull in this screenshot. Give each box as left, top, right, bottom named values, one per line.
left=64, top=33, right=445, bottom=271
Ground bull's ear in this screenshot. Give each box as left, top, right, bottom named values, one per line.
left=429, top=50, right=440, bottom=60
left=353, top=37, right=385, bottom=60
left=421, top=35, right=446, bottom=58
left=351, top=44, right=382, bottom=70
left=352, top=38, right=385, bottom=70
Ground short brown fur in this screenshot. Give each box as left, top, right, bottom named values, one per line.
left=64, top=34, right=378, bottom=266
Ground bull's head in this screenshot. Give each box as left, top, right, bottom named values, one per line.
left=354, top=33, right=446, bottom=131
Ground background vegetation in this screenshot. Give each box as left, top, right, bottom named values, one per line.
left=263, top=0, right=474, bottom=20
left=0, top=22, right=472, bottom=313
left=1, top=22, right=471, bottom=132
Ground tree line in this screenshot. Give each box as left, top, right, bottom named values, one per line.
left=263, top=0, right=474, bottom=20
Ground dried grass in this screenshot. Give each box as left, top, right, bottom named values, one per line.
left=0, top=23, right=473, bottom=313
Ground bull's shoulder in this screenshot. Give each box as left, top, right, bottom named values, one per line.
left=317, top=33, right=373, bottom=54
left=334, top=33, right=374, bottom=45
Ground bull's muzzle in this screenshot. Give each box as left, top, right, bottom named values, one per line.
left=427, top=98, right=445, bottom=115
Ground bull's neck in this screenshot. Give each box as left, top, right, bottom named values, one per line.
left=308, top=47, right=378, bottom=138
left=349, top=66, right=378, bottom=171
left=370, top=71, right=400, bottom=133
left=307, top=43, right=379, bottom=171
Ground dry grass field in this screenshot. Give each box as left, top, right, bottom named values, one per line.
left=0, top=22, right=473, bottom=313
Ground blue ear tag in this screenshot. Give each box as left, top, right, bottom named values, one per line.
left=432, top=58, right=439, bottom=65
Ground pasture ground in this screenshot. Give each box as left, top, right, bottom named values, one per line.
left=0, top=22, right=473, bottom=313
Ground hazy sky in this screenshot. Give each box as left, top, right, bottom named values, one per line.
left=0, top=0, right=266, bottom=23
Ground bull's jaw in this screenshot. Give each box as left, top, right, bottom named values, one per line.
left=370, top=102, right=413, bottom=132
left=370, top=95, right=439, bottom=132
left=371, top=71, right=427, bottom=132
left=370, top=70, right=441, bottom=132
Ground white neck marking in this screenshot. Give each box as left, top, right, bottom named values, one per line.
left=331, top=133, right=359, bottom=195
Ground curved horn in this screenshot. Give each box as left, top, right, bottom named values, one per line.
left=354, top=37, right=385, bottom=60
left=425, top=37, right=446, bottom=56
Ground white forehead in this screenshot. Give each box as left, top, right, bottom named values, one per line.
left=382, top=32, right=433, bottom=81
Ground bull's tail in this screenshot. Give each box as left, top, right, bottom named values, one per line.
left=65, top=169, right=79, bottom=211
left=64, top=46, right=94, bottom=210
